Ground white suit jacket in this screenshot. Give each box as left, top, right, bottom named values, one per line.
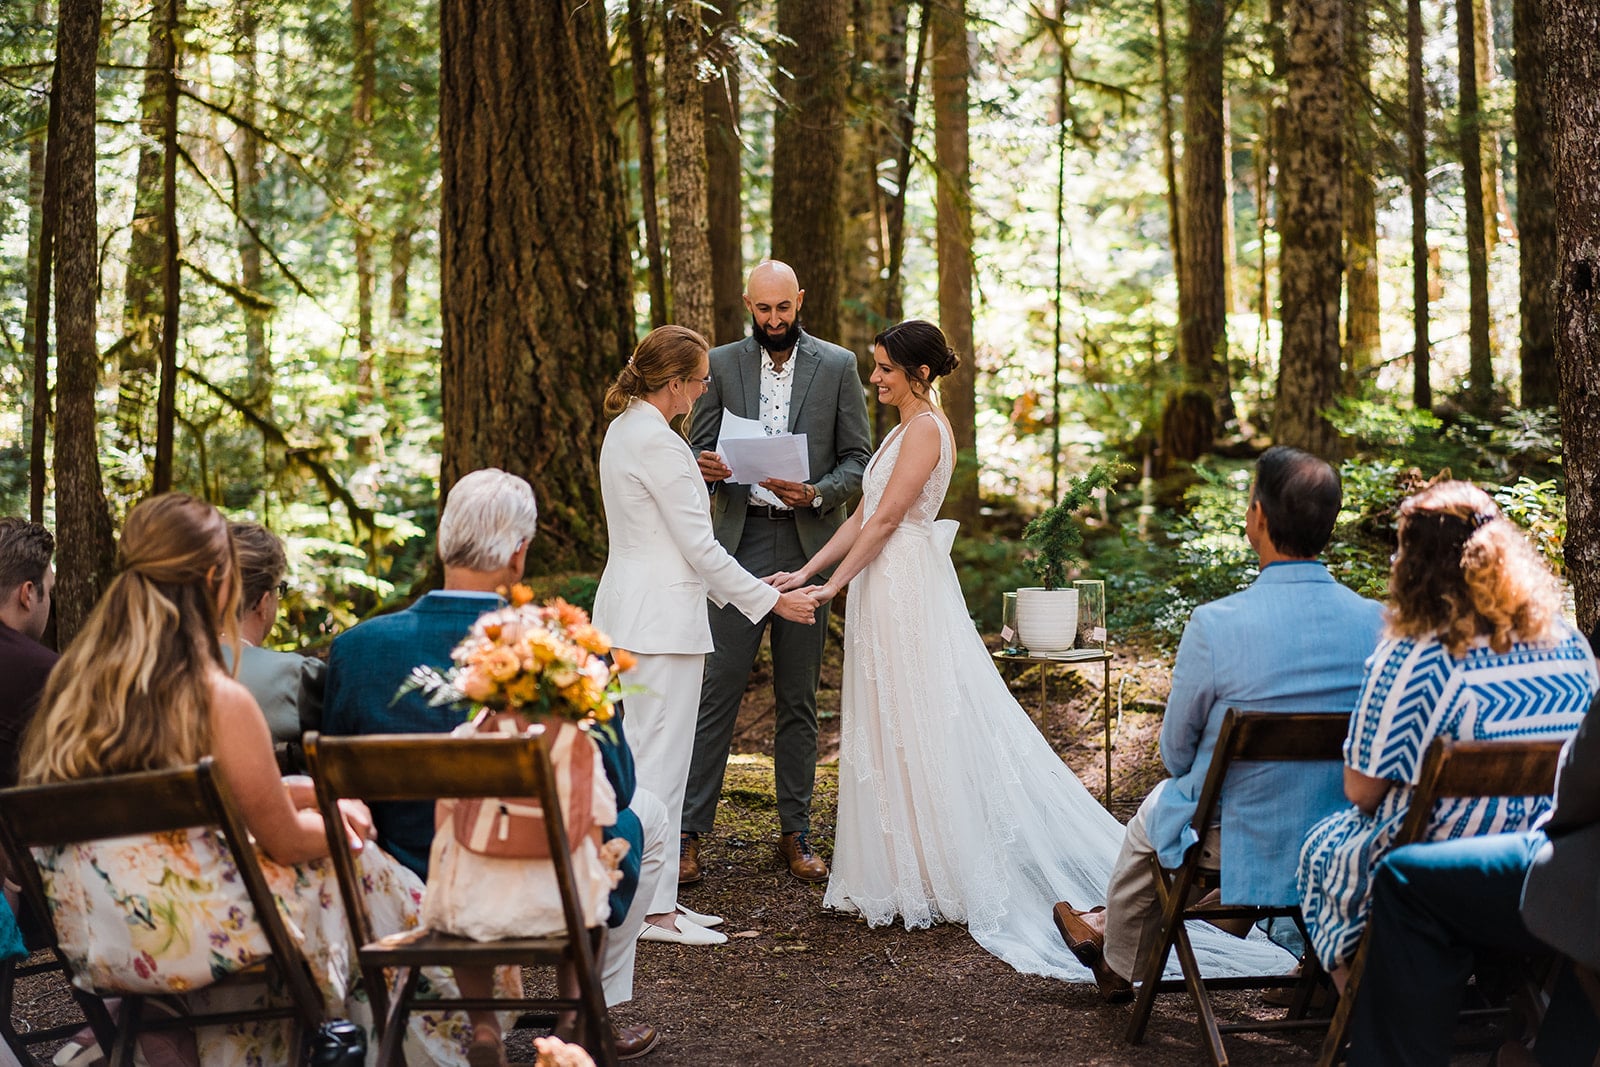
left=592, top=399, right=779, bottom=655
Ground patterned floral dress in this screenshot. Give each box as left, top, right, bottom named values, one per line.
left=1297, top=625, right=1597, bottom=970
left=39, top=828, right=497, bottom=1066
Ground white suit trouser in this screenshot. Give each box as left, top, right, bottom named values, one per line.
left=620, top=652, right=705, bottom=915
left=601, top=786, right=668, bottom=1005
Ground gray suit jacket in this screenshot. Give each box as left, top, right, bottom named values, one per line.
left=224, top=643, right=326, bottom=744
left=689, top=330, right=873, bottom=559
left=1522, top=697, right=1600, bottom=970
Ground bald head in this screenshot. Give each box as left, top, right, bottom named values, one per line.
left=745, top=260, right=805, bottom=354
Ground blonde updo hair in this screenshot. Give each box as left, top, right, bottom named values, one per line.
left=1387, top=480, right=1562, bottom=656
left=20, top=493, right=241, bottom=784
left=603, top=325, right=710, bottom=417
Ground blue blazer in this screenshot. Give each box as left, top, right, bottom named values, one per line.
left=323, top=590, right=644, bottom=924
left=1145, top=562, right=1384, bottom=904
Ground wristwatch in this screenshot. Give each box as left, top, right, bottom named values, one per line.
left=808, top=484, right=823, bottom=510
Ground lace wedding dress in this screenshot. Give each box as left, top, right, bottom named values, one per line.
left=823, top=411, right=1293, bottom=982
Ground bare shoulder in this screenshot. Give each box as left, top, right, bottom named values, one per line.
left=209, top=668, right=262, bottom=720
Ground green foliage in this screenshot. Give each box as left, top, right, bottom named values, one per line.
left=1494, top=478, right=1566, bottom=575
left=1021, top=462, right=1123, bottom=589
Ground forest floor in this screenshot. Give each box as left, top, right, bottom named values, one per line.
left=9, top=626, right=1503, bottom=1066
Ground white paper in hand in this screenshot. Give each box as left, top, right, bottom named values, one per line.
left=715, top=408, right=810, bottom=484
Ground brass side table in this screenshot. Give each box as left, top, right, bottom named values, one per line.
left=993, top=649, right=1116, bottom=807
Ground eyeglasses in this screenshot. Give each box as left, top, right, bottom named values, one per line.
left=683, top=375, right=713, bottom=386
left=276, top=580, right=289, bottom=598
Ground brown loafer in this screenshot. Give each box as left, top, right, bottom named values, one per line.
left=614, top=1021, right=662, bottom=1060
left=1052, top=902, right=1107, bottom=966
left=778, top=831, right=828, bottom=882
left=679, top=833, right=702, bottom=886
left=1091, top=957, right=1134, bottom=1004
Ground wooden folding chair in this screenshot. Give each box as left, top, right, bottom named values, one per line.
left=1125, top=709, right=1353, bottom=1066
left=0, top=760, right=326, bottom=1066
left=1316, top=736, right=1567, bottom=1067
left=303, top=730, right=617, bottom=1067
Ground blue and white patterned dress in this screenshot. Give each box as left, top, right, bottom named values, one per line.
left=1297, top=624, right=1596, bottom=970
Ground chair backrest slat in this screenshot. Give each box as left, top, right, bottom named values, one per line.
left=1189, top=710, right=1351, bottom=838
left=1, top=768, right=220, bottom=847
left=307, top=731, right=550, bottom=801
left=1393, top=737, right=1566, bottom=847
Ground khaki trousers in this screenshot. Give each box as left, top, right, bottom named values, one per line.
left=1102, top=789, right=1223, bottom=982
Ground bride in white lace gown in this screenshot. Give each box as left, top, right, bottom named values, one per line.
left=767, top=321, right=1292, bottom=982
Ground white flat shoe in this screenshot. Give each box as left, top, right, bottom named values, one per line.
left=675, top=903, right=724, bottom=928
left=637, top=919, right=728, bottom=946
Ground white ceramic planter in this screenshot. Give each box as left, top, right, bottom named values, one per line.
left=1015, top=587, right=1079, bottom=655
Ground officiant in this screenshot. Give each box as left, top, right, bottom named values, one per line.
left=682, top=259, right=873, bottom=884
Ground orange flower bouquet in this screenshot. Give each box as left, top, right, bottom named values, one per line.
left=402, top=584, right=634, bottom=738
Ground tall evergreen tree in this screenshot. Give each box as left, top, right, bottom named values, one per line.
left=933, top=0, right=976, bottom=523
left=1176, top=0, right=1231, bottom=428
left=704, top=1, right=745, bottom=346
left=438, top=0, right=633, bottom=569
left=663, top=0, right=715, bottom=340
left=1275, top=0, right=1344, bottom=458
left=1514, top=0, right=1557, bottom=406
left=1457, top=0, right=1494, bottom=411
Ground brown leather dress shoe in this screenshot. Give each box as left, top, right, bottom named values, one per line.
left=614, top=1021, right=662, bottom=1060
left=679, top=833, right=702, bottom=886
left=1052, top=902, right=1107, bottom=966
left=778, top=831, right=829, bottom=882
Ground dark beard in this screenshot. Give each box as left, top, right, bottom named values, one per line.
left=750, top=315, right=803, bottom=354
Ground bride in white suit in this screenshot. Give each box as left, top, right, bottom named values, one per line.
left=593, top=325, right=818, bottom=944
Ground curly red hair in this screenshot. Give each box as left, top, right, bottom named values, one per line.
left=1386, top=480, right=1562, bottom=656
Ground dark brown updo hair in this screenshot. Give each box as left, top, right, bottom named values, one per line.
left=874, top=320, right=960, bottom=392
left=604, top=325, right=711, bottom=416
left=1387, top=480, right=1561, bottom=656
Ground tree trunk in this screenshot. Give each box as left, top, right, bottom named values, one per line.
left=772, top=0, right=849, bottom=342
left=30, top=56, right=60, bottom=525
left=352, top=0, right=377, bottom=400
left=1476, top=0, right=1500, bottom=251
left=1176, top=0, right=1232, bottom=431
left=628, top=0, right=668, bottom=328
left=235, top=0, right=269, bottom=401
left=1274, top=0, right=1344, bottom=459
left=704, top=0, right=745, bottom=346
left=663, top=1, right=715, bottom=340
left=53, top=0, right=117, bottom=645
left=1156, top=0, right=1183, bottom=295
left=151, top=0, right=180, bottom=495
left=439, top=0, right=633, bottom=571
left=23, top=1, right=49, bottom=522
left=879, top=0, right=930, bottom=442
left=387, top=221, right=413, bottom=335
left=1458, top=0, right=1494, bottom=411
left=1409, top=0, right=1431, bottom=409
left=841, top=0, right=903, bottom=372
left=1343, top=0, right=1380, bottom=381
left=1514, top=0, right=1556, bottom=406
left=1552, top=0, right=1600, bottom=633
left=117, top=0, right=182, bottom=449
left=932, top=0, right=976, bottom=523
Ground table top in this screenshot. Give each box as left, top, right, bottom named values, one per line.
left=992, top=648, right=1113, bottom=665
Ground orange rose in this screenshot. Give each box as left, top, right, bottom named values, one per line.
left=505, top=673, right=541, bottom=705
left=550, top=598, right=589, bottom=629
left=461, top=670, right=496, bottom=703
left=612, top=648, right=637, bottom=673
left=509, top=583, right=535, bottom=607
left=483, top=647, right=521, bottom=683
left=570, top=624, right=611, bottom=656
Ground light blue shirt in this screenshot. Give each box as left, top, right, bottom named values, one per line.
left=1145, top=561, right=1385, bottom=904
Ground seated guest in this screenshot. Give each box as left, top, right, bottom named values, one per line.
left=1054, top=447, right=1385, bottom=999
left=1298, top=480, right=1597, bottom=990
left=17, top=493, right=486, bottom=1065
left=1345, top=699, right=1600, bottom=1066
left=225, top=521, right=325, bottom=746
left=0, top=517, right=56, bottom=788
left=323, top=469, right=667, bottom=1059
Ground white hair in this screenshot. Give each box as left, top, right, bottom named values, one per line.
left=437, top=469, right=538, bottom=572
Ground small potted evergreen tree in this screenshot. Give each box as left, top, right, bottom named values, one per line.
left=1016, top=463, right=1118, bottom=654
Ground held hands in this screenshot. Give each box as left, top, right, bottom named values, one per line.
left=772, top=589, right=819, bottom=625
left=761, top=478, right=814, bottom=508
left=763, top=569, right=812, bottom=592
left=698, top=451, right=732, bottom=483
left=337, top=798, right=376, bottom=852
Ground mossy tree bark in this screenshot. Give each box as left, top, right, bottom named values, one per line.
left=663, top=0, right=715, bottom=340
left=438, top=0, right=633, bottom=571
left=1275, top=0, right=1344, bottom=459
left=1551, top=0, right=1600, bottom=632
left=53, top=0, right=117, bottom=645
left=703, top=0, right=745, bottom=346
left=932, top=0, right=977, bottom=524
left=1514, top=0, right=1557, bottom=407
left=772, top=0, right=848, bottom=341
